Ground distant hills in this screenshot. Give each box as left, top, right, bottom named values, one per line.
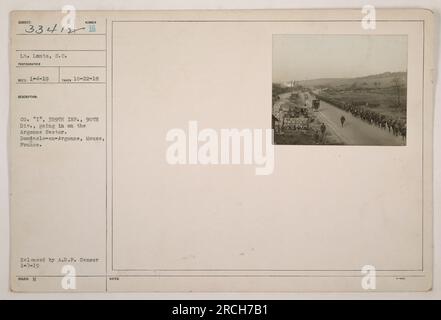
left=294, top=71, right=407, bottom=90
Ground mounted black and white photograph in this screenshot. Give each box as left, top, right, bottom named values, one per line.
left=272, top=35, right=408, bottom=145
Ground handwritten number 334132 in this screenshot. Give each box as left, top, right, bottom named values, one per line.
left=24, top=24, right=85, bottom=34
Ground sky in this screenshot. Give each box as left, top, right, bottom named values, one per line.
left=272, top=35, right=408, bottom=82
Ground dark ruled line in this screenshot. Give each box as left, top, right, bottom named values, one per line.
left=15, top=274, right=427, bottom=278
left=16, top=65, right=106, bottom=68
left=16, top=49, right=106, bottom=52
left=16, top=33, right=106, bottom=36
left=16, top=82, right=106, bottom=85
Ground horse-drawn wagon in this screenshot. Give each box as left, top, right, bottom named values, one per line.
left=312, top=99, right=320, bottom=111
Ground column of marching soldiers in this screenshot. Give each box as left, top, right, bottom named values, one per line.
left=337, top=102, right=406, bottom=141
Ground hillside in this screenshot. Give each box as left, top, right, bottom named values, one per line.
left=297, top=71, right=407, bottom=90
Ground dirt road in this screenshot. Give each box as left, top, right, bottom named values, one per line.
left=307, top=93, right=404, bottom=146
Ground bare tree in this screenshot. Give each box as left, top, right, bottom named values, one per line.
left=392, top=77, right=402, bottom=107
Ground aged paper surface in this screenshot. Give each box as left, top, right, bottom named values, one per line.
left=9, top=9, right=434, bottom=292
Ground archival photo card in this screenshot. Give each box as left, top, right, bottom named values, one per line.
left=9, top=9, right=434, bottom=292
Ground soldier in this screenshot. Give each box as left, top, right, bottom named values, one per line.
left=340, top=115, right=346, bottom=127
left=320, top=122, right=326, bottom=135
left=400, top=123, right=407, bottom=142
left=314, top=129, right=320, bottom=143
left=320, top=122, right=327, bottom=143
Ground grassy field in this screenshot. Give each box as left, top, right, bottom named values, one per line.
left=302, top=72, right=407, bottom=121
left=272, top=83, right=292, bottom=105
left=317, top=87, right=406, bottom=120
left=274, top=132, right=317, bottom=145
